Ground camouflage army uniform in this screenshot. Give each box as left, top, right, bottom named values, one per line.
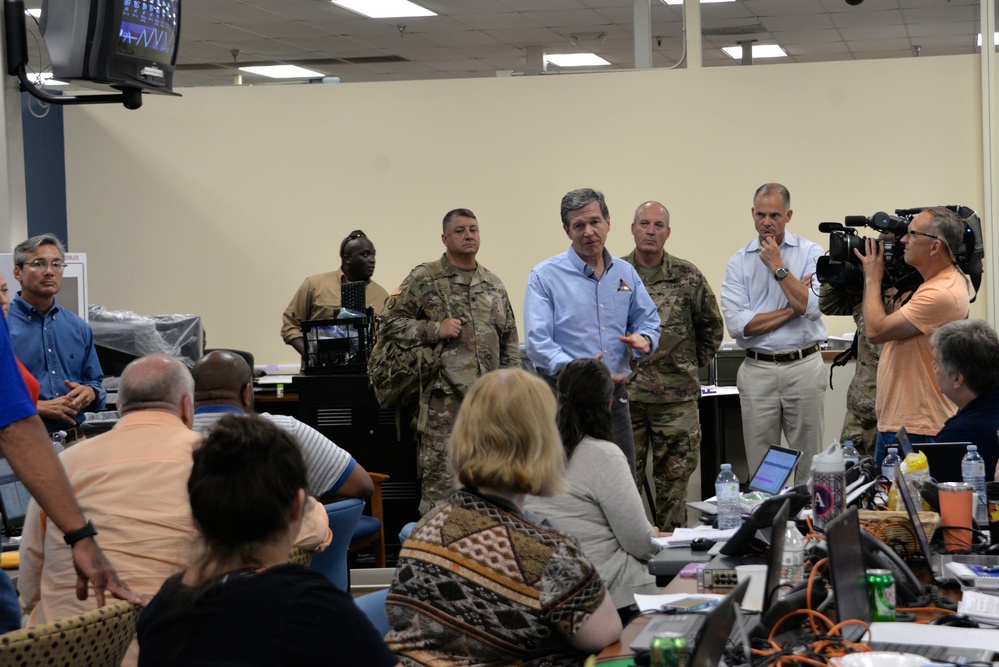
left=818, top=284, right=883, bottom=457
left=624, top=250, right=723, bottom=529
left=379, top=255, right=520, bottom=514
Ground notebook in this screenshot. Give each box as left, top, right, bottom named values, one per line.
left=686, top=445, right=801, bottom=514
left=826, top=506, right=996, bottom=663
left=894, top=464, right=999, bottom=583
left=0, top=453, right=31, bottom=551
left=629, top=576, right=749, bottom=665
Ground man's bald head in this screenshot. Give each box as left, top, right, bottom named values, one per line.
left=118, top=355, right=194, bottom=417
left=192, top=350, right=253, bottom=408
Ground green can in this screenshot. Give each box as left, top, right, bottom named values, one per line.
left=866, top=568, right=897, bottom=622
left=649, top=631, right=689, bottom=667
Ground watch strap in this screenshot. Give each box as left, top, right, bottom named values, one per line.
left=63, top=519, right=98, bottom=546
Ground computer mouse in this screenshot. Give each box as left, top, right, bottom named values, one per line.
left=690, top=537, right=716, bottom=551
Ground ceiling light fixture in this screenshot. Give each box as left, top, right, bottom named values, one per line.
left=28, top=72, right=67, bottom=86
left=545, top=53, right=611, bottom=67
left=661, top=0, right=735, bottom=5
left=239, top=65, right=326, bottom=79
left=722, top=44, right=786, bottom=59
left=330, top=0, right=435, bottom=19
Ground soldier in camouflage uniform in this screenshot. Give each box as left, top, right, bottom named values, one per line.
left=624, top=202, right=724, bottom=529
left=379, top=209, right=520, bottom=514
left=818, top=285, right=884, bottom=457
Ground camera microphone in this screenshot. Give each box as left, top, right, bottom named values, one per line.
left=844, top=215, right=868, bottom=226
left=818, top=222, right=846, bottom=233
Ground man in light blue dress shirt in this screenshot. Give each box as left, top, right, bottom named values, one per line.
left=721, top=183, right=826, bottom=484
left=525, top=188, right=661, bottom=473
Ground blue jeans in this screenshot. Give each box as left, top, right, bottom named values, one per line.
left=875, top=430, right=935, bottom=468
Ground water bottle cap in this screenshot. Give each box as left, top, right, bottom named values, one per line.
left=720, top=463, right=732, bottom=470
left=844, top=440, right=853, bottom=447
left=888, top=447, right=898, bottom=454
left=967, top=444, right=977, bottom=451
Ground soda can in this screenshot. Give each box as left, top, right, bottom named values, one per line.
left=866, top=568, right=897, bottom=622
left=649, top=631, right=689, bottom=667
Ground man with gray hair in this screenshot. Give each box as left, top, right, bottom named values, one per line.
left=856, top=206, right=970, bottom=466
left=8, top=234, right=105, bottom=440
left=932, top=319, right=999, bottom=480
left=17, top=354, right=330, bottom=664
left=525, top=188, right=661, bottom=474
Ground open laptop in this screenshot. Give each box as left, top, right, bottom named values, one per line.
left=0, top=453, right=31, bottom=551
left=911, top=442, right=972, bottom=484
left=629, top=577, right=750, bottom=665
left=687, top=445, right=802, bottom=514
left=894, top=464, right=999, bottom=582
left=826, top=506, right=996, bottom=663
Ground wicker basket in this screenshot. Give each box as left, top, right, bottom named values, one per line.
left=858, top=510, right=939, bottom=561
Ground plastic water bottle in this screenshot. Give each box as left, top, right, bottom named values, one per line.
left=962, top=445, right=988, bottom=525
left=781, top=520, right=805, bottom=587
left=716, top=463, right=742, bottom=530
left=51, top=430, right=66, bottom=454
left=811, top=442, right=846, bottom=530
left=881, top=447, right=901, bottom=483
left=842, top=440, right=860, bottom=469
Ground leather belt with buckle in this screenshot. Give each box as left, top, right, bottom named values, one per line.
left=55, top=425, right=85, bottom=444
left=745, top=343, right=821, bottom=364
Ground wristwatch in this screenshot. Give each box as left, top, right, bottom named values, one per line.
left=774, top=267, right=790, bottom=281
left=63, top=520, right=98, bottom=546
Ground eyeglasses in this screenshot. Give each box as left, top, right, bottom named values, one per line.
left=344, top=231, right=366, bottom=242
left=903, top=228, right=938, bottom=241
left=22, top=259, right=66, bottom=272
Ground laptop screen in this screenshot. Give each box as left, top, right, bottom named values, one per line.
left=0, top=454, right=31, bottom=535
left=911, top=442, right=971, bottom=484
left=894, top=466, right=935, bottom=565
left=762, top=499, right=790, bottom=614
left=748, top=446, right=802, bottom=495
left=825, top=507, right=871, bottom=643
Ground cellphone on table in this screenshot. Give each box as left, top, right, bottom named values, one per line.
left=660, top=596, right=719, bottom=614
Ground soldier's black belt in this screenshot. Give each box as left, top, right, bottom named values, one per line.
left=745, top=343, right=821, bottom=364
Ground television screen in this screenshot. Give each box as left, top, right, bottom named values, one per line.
left=116, top=0, right=179, bottom=66
left=41, top=0, right=181, bottom=95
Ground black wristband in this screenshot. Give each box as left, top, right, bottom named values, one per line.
left=63, top=519, right=98, bottom=546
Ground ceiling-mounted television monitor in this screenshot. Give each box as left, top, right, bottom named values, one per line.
left=40, top=0, right=180, bottom=95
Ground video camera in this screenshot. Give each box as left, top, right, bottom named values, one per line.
left=815, top=205, right=984, bottom=299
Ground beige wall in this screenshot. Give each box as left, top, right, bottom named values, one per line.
left=64, top=54, right=987, bottom=365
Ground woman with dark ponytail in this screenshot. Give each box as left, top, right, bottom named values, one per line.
left=136, top=414, right=400, bottom=667
left=527, top=358, right=664, bottom=618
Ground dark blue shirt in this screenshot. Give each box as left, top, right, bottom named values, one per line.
left=936, top=389, right=999, bottom=482
left=7, top=295, right=105, bottom=432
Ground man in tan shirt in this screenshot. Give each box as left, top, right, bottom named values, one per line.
left=281, top=229, right=390, bottom=356
left=18, top=355, right=330, bottom=665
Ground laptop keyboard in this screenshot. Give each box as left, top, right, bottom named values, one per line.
left=872, top=642, right=993, bottom=664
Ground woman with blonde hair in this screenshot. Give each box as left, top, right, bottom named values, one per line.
left=385, top=368, right=621, bottom=666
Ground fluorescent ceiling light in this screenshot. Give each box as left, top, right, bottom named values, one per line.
left=330, top=0, right=435, bottom=18
left=976, top=33, right=999, bottom=46
left=239, top=65, right=326, bottom=79
left=662, top=0, right=735, bottom=5
left=545, top=53, right=611, bottom=67
left=722, top=44, right=787, bottom=59
left=28, top=72, right=67, bottom=86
